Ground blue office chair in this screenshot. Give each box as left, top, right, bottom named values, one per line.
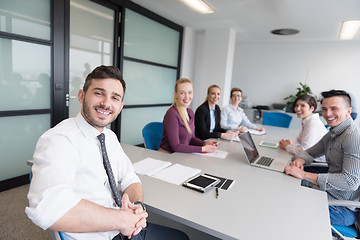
left=262, top=112, right=293, bottom=128
left=329, top=199, right=360, bottom=239
left=142, top=122, right=163, bottom=150
left=351, top=112, right=357, bottom=120
left=58, top=231, right=65, bottom=240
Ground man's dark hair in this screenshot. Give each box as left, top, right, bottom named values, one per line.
left=83, top=65, right=126, bottom=96
left=230, top=87, right=242, bottom=97
left=293, top=94, right=317, bottom=112
left=321, top=90, right=351, bottom=107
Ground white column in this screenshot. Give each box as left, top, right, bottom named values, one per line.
left=191, top=27, right=236, bottom=110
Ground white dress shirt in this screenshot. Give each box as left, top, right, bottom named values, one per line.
left=286, top=113, right=328, bottom=162
left=25, top=113, right=140, bottom=240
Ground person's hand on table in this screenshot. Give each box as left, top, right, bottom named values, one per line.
left=237, top=126, right=248, bottom=132
left=284, top=165, right=306, bottom=179
left=221, top=130, right=238, bottom=139
left=202, top=141, right=218, bottom=153
left=279, top=139, right=291, bottom=150
left=290, top=158, right=305, bottom=170
left=256, top=127, right=265, bottom=132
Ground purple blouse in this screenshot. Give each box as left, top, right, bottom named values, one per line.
left=160, top=105, right=204, bottom=153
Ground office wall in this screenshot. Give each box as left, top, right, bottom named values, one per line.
left=231, top=41, right=360, bottom=125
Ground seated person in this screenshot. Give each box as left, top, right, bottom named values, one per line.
left=284, top=90, right=360, bottom=229
left=279, top=94, right=327, bottom=163
left=349, top=92, right=357, bottom=120
left=195, top=85, right=238, bottom=140
left=159, top=78, right=218, bottom=153
left=26, top=65, right=188, bottom=240
left=220, top=87, right=264, bottom=132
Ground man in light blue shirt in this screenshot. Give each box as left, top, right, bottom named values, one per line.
left=220, top=88, right=264, bottom=132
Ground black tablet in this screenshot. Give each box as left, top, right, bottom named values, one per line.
left=182, top=174, right=220, bottom=193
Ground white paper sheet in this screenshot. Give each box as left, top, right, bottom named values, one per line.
left=133, top=157, right=172, bottom=176
left=151, top=163, right=201, bottom=185
left=248, top=129, right=266, bottom=135
left=193, top=150, right=228, bottom=159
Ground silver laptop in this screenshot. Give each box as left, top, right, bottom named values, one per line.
left=238, top=132, right=290, bottom=172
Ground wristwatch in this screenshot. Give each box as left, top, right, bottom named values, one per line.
left=133, top=201, right=146, bottom=211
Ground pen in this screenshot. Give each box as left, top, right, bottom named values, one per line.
left=216, top=188, right=219, bottom=199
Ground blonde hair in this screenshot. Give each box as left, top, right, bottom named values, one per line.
left=204, top=85, right=221, bottom=103
left=173, top=78, right=193, bottom=133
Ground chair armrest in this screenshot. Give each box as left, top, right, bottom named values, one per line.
left=328, top=199, right=360, bottom=209
left=309, top=162, right=328, bottom=167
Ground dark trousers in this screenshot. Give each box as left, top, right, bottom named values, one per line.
left=112, top=222, right=189, bottom=240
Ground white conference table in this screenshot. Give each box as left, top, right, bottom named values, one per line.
left=122, top=125, right=332, bottom=240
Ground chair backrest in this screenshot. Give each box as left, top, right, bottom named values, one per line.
left=58, top=231, right=65, bottom=240
left=142, top=122, right=163, bottom=150
left=48, top=230, right=66, bottom=240
left=263, top=112, right=293, bottom=128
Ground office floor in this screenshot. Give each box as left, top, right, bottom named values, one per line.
left=0, top=184, right=220, bottom=240
left=0, top=184, right=51, bottom=240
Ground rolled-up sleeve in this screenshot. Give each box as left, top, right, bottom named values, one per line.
left=25, top=134, right=82, bottom=230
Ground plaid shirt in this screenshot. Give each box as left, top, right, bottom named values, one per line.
left=295, top=118, right=360, bottom=210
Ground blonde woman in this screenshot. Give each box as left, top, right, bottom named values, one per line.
left=159, top=78, right=218, bottom=153
left=195, top=85, right=238, bottom=140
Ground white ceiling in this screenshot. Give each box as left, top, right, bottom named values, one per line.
left=131, top=0, right=360, bottom=42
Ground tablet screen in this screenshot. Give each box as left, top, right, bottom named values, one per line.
left=188, top=175, right=218, bottom=188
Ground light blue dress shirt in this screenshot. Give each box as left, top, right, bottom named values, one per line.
left=220, top=104, right=257, bottom=130
left=209, top=106, right=215, bottom=133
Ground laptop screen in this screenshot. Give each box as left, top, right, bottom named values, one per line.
left=238, top=132, right=260, bottom=164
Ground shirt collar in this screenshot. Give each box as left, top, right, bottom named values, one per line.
left=302, top=113, right=318, bottom=124
left=329, top=117, right=353, bottom=138
left=230, top=104, right=239, bottom=111
left=75, top=112, right=104, bottom=139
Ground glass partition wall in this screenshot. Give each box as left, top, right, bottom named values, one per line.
left=0, top=0, right=52, bottom=185
left=0, top=0, right=182, bottom=189
left=121, top=9, right=182, bottom=145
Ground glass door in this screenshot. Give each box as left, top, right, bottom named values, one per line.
left=69, top=0, right=116, bottom=117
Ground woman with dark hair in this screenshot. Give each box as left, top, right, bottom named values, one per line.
left=159, top=78, right=218, bottom=153
left=195, top=85, right=238, bottom=140
left=279, top=94, right=328, bottom=162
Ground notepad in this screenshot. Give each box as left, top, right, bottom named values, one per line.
left=133, top=158, right=201, bottom=185
left=152, top=164, right=201, bottom=185
left=133, top=158, right=171, bottom=176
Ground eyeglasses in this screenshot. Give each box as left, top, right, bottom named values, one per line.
left=232, top=94, right=242, bottom=98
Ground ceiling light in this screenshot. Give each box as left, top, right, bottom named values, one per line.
left=180, top=0, right=215, bottom=14
left=339, top=20, right=360, bottom=40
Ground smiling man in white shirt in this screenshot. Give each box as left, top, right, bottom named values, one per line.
left=26, top=65, right=188, bottom=240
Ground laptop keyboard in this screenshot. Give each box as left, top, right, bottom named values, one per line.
left=257, top=156, right=274, bottom=166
